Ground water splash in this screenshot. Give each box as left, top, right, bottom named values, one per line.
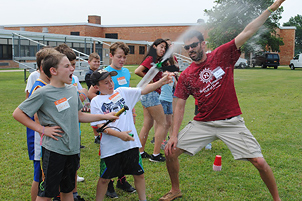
left=137, top=23, right=206, bottom=90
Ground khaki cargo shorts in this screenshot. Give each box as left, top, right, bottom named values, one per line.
left=177, top=116, right=263, bottom=160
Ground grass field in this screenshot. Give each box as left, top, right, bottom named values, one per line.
left=0, top=66, right=302, bottom=200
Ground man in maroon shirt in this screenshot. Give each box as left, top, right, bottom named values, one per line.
left=159, top=0, right=285, bottom=201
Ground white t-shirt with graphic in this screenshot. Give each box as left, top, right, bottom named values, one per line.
left=90, top=87, right=142, bottom=158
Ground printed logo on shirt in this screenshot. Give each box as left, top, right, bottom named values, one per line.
left=117, top=76, right=127, bottom=85
left=199, top=68, right=212, bottom=83
left=101, top=98, right=126, bottom=114
left=54, top=97, right=70, bottom=112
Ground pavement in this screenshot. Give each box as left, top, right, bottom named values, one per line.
left=0, top=69, right=23, bottom=72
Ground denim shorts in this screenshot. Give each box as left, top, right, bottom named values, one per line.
left=160, top=100, right=173, bottom=115
left=141, top=91, right=161, bottom=108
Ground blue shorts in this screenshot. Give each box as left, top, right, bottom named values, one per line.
left=141, top=91, right=161, bottom=108
left=33, top=160, right=41, bottom=182
left=160, top=100, right=173, bottom=115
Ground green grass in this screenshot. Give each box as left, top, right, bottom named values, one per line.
left=1, top=66, right=302, bottom=200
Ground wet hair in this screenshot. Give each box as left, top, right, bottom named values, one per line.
left=142, top=38, right=168, bottom=63
left=110, top=42, right=130, bottom=56
left=88, top=52, right=100, bottom=61
left=36, top=47, right=59, bottom=70
left=183, top=30, right=204, bottom=42
left=55, top=44, right=76, bottom=61
left=42, top=53, right=66, bottom=78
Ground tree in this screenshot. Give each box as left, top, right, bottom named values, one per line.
left=283, top=14, right=302, bottom=55
left=204, top=0, right=284, bottom=57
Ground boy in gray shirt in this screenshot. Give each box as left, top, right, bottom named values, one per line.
left=13, top=52, right=117, bottom=201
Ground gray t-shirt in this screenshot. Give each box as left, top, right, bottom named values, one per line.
left=19, top=84, right=83, bottom=155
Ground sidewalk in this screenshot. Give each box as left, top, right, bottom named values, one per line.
left=0, top=70, right=23, bottom=72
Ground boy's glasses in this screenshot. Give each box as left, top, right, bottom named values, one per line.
left=184, top=42, right=200, bottom=50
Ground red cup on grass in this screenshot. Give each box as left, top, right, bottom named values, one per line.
left=213, top=155, right=222, bottom=171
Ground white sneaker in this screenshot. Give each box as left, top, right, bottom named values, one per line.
left=77, top=175, right=84, bottom=182
left=205, top=143, right=212, bottom=150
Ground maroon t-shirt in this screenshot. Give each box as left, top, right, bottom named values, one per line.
left=175, top=39, right=242, bottom=121
left=141, top=56, right=163, bottom=94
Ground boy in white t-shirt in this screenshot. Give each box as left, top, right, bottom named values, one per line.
left=90, top=69, right=172, bottom=201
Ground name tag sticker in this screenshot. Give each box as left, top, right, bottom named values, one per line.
left=54, top=97, right=70, bottom=112
left=213, top=67, right=225, bottom=79
left=117, top=76, right=127, bottom=85
left=109, top=92, right=122, bottom=104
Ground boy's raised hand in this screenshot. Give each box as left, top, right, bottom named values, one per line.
left=160, top=72, right=173, bottom=85
left=119, top=130, right=135, bottom=141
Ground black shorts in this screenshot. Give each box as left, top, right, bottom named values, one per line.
left=100, top=147, right=144, bottom=179
left=38, top=147, right=79, bottom=198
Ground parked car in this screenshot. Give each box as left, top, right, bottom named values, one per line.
left=234, top=58, right=248, bottom=69
left=289, top=54, right=302, bottom=70
left=252, top=52, right=280, bottom=69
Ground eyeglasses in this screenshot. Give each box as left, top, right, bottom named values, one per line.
left=184, top=42, right=200, bottom=50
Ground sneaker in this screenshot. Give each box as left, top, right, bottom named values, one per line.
left=205, top=143, right=212, bottom=150
left=106, top=180, right=118, bottom=199
left=149, top=153, right=165, bottom=162
left=94, top=135, right=100, bottom=144
left=77, top=175, right=84, bottom=182
left=159, top=191, right=182, bottom=201
left=160, top=140, right=168, bottom=150
left=116, top=176, right=136, bottom=193
left=140, top=151, right=151, bottom=158
left=150, top=137, right=155, bottom=144
left=53, top=196, right=61, bottom=201
left=74, top=195, right=85, bottom=201
left=80, top=144, right=85, bottom=149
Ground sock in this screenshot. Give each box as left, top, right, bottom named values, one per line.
left=73, top=192, right=78, bottom=198
left=140, top=152, right=145, bottom=155
left=94, top=136, right=98, bottom=139
left=153, top=153, right=160, bottom=157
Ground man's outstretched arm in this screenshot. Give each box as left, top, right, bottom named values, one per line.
left=235, top=0, right=286, bottom=49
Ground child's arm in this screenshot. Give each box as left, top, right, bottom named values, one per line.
left=98, top=125, right=134, bottom=141
left=13, top=107, right=63, bottom=141
left=141, top=72, right=173, bottom=95
left=88, top=85, right=98, bottom=100
left=78, top=111, right=118, bottom=123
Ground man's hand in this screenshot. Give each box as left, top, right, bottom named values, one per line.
left=165, top=136, right=178, bottom=156
left=270, top=0, right=286, bottom=11
left=42, top=126, right=64, bottom=141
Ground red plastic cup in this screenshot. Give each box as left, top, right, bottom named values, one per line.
left=213, top=155, right=222, bottom=171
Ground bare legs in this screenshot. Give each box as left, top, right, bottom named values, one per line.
left=96, top=175, right=146, bottom=201
left=248, top=158, right=281, bottom=201
left=139, top=105, right=168, bottom=155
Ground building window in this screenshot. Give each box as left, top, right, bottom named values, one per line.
left=70, top=32, right=80, bottom=36
left=129, top=45, right=135, bottom=54
left=139, top=46, right=145, bottom=55
left=0, top=45, right=12, bottom=60
left=105, top=33, right=118, bottom=39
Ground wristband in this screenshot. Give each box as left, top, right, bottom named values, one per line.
left=40, top=126, right=45, bottom=145
left=267, top=7, right=273, bottom=13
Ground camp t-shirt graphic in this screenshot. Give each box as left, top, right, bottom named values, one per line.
left=101, top=92, right=126, bottom=114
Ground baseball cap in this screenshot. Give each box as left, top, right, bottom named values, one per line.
left=90, top=69, right=118, bottom=86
